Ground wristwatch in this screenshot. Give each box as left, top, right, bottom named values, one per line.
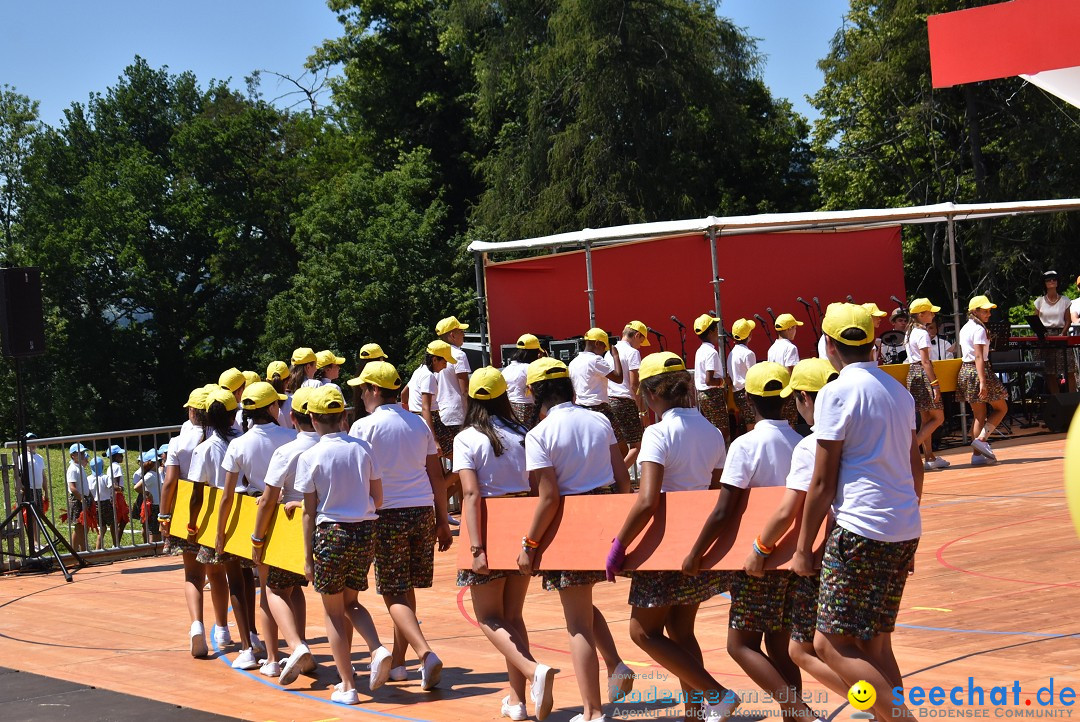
left=470, top=545, right=485, bottom=557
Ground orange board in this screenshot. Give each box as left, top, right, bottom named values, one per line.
left=457, top=487, right=826, bottom=572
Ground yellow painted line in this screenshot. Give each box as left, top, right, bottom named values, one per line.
left=624, top=661, right=653, bottom=667
left=911, top=606, right=952, bottom=612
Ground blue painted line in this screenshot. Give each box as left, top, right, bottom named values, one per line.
left=895, top=623, right=1072, bottom=638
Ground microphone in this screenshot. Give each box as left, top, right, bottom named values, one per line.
left=846, top=294, right=855, bottom=303
left=647, top=326, right=665, bottom=337
left=765, top=307, right=778, bottom=323
left=890, top=295, right=906, bottom=310
left=670, top=315, right=686, bottom=329
left=812, top=296, right=824, bottom=316
left=797, top=296, right=811, bottom=309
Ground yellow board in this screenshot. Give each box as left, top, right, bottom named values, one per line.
left=1064, top=407, right=1080, bottom=538
left=881, top=358, right=962, bottom=393
left=170, top=480, right=306, bottom=574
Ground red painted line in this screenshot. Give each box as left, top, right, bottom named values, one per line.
left=935, top=513, right=1080, bottom=587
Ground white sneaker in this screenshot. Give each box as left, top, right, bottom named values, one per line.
left=971, top=438, right=997, bottom=461
left=231, top=648, right=259, bottom=670
left=249, top=632, right=266, bottom=656
left=331, top=683, right=360, bottom=705
left=930, top=457, right=951, bottom=469
left=189, top=621, right=208, bottom=658
left=389, top=665, right=408, bottom=681
left=369, top=646, right=392, bottom=691
left=420, top=651, right=443, bottom=691
left=923, top=460, right=934, bottom=471
left=607, top=661, right=634, bottom=703
left=530, top=663, right=555, bottom=720
left=259, top=659, right=281, bottom=677
left=212, top=624, right=232, bottom=647
left=501, top=695, right=528, bottom=721
left=279, top=643, right=314, bottom=685
left=705, top=690, right=742, bottom=721
left=568, top=714, right=608, bottom=722
left=971, top=453, right=988, bottom=466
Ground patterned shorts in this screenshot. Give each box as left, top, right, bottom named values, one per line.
left=375, top=507, right=436, bottom=596
left=609, top=397, right=644, bottom=445
left=728, top=571, right=792, bottom=633
left=163, top=534, right=200, bottom=556
left=68, top=492, right=87, bottom=517
left=781, top=396, right=802, bottom=427
left=266, top=564, right=309, bottom=590
left=1039, top=327, right=1077, bottom=377
left=313, top=520, right=376, bottom=595
left=431, top=410, right=460, bottom=457
left=457, top=568, right=522, bottom=587
left=511, top=402, right=537, bottom=429
left=734, top=389, right=755, bottom=430
left=196, top=545, right=256, bottom=568
left=956, top=362, right=1007, bottom=403
left=788, top=572, right=821, bottom=643
left=907, top=363, right=943, bottom=412
left=697, top=389, right=731, bottom=441
left=579, top=403, right=624, bottom=443
left=96, top=499, right=116, bottom=529
left=628, top=570, right=721, bottom=608
left=816, top=527, right=919, bottom=640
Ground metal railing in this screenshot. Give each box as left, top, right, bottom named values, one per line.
left=1, top=425, right=182, bottom=572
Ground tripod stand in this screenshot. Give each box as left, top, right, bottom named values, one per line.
left=0, top=357, right=85, bottom=581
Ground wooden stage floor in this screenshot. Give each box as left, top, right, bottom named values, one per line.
left=1, top=435, right=1077, bottom=721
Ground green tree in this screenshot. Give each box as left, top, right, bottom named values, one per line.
left=0, top=86, right=40, bottom=258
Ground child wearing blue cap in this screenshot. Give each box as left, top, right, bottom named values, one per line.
left=66, top=444, right=91, bottom=552
left=134, top=451, right=162, bottom=543
left=89, top=457, right=117, bottom=549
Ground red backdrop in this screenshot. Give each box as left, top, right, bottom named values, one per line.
left=483, top=227, right=906, bottom=364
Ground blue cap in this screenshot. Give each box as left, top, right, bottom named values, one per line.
left=88, top=458, right=105, bottom=475
left=68, top=443, right=88, bottom=455
left=157, top=443, right=169, bottom=454
left=106, top=445, right=124, bottom=457
left=140, top=450, right=158, bottom=463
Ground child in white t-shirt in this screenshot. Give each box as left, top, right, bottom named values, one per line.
left=727, top=318, right=758, bottom=435
left=567, top=328, right=624, bottom=446
left=768, top=314, right=803, bottom=426
left=503, top=334, right=543, bottom=428
left=956, top=296, right=1008, bottom=464
left=693, top=314, right=730, bottom=441
left=905, top=299, right=946, bottom=470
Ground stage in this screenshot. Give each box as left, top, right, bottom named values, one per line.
left=0, top=435, right=1076, bottom=721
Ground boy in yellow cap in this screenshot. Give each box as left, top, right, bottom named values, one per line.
left=606, top=321, right=651, bottom=468
left=768, top=314, right=803, bottom=426
left=693, top=314, right=730, bottom=441
left=683, top=362, right=811, bottom=721
left=793, top=303, right=922, bottom=722
left=567, top=327, right=624, bottom=436
left=435, top=316, right=472, bottom=439
left=503, top=334, right=545, bottom=428
left=743, top=358, right=846, bottom=699
left=727, top=318, right=758, bottom=434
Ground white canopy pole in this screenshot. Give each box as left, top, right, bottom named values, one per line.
left=473, top=251, right=490, bottom=366
left=584, top=242, right=596, bottom=328
left=947, top=215, right=969, bottom=443
left=708, top=228, right=727, bottom=368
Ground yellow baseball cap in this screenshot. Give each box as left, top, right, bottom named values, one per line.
left=732, top=318, right=755, bottom=341
left=266, top=360, right=288, bottom=380
left=351, top=360, right=402, bottom=389
left=626, top=320, right=651, bottom=347
left=241, top=381, right=287, bottom=410
left=516, top=333, right=541, bottom=350
left=435, top=316, right=469, bottom=335
left=219, top=367, right=245, bottom=392
left=526, top=357, right=569, bottom=386
left=774, top=313, right=804, bottom=331
left=745, top=361, right=790, bottom=397
left=291, top=347, right=317, bottom=365
left=307, top=385, right=346, bottom=415
left=291, top=386, right=313, bottom=414
left=638, top=351, right=686, bottom=381
left=584, top=328, right=610, bottom=348
left=968, top=295, right=997, bottom=311
left=183, top=386, right=210, bottom=409
left=316, top=350, right=345, bottom=368
left=426, top=340, right=456, bottom=363
left=822, top=302, right=875, bottom=346
left=781, top=358, right=839, bottom=398
left=908, top=298, right=941, bottom=314
left=469, top=367, right=508, bottom=399
left=693, top=313, right=720, bottom=335
left=242, top=370, right=261, bottom=387
left=358, top=343, right=388, bottom=361
left=206, top=387, right=239, bottom=412
left=861, top=302, right=888, bottom=318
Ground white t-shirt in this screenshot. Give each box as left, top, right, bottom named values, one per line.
left=814, top=361, right=921, bottom=543
left=165, top=424, right=203, bottom=477
left=726, top=344, right=755, bottom=392
left=278, top=395, right=295, bottom=429
left=350, top=404, right=437, bottom=509
left=817, top=334, right=828, bottom=360
left=141, top=470, right=162, bottom=504
left=905, top=327, right=931, bottom=364
left=786, top=432, right=818, bottom=494
left=66, top=461, right=89, bottom=496
left=294, top=432, right=379, bottom=526
left=958, top=319, right=990, bottom=362
left=1035, top=294, right=1071, bottom=329
left=928, top=335, right=952, bottom=361
left=90, top=473, right=114, bottom=501
left=17, top=452, right=46, bottom=490
left=264, top=431, right=320, bottom=504
left=502, top=361, right=530, bottom=404
left=452, top=420, right=530, bottom=497
left=720, top=419, right=803, bottom=489
left=110, top=461, right=125, bottom=485
left=221, top=423, right=297, bottom=495
left=767, top=338, right=799, bottom=369
left=406, top=364, right=440, bottom=413
left=694, top=341, right=724, bottom=391
left=568, top=352, right=613, bottom=406
left=1071, top=298, right=1080, bottom=325
left=525, top=402, right=617, bottom=495
left=189, top=434, right=231, bottom=490
left=300, top=378, right=322, bottom=389
left=638, top=407, right=726, bottom=492
left=606, top=340, right=641, bottom=399
left=436, top=344, right=471, bottom=426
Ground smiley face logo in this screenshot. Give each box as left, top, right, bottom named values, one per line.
left=848, top=680, right=876, bottom=711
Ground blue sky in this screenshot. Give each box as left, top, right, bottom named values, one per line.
left=1, top=0, right=849, bottom=128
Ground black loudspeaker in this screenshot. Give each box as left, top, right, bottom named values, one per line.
left=1043, top=392, right=1080, bottom=433
left=0, top=267, right=45, bottom=358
